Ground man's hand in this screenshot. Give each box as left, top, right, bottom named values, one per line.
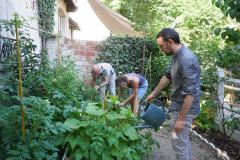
left=174, top=119, right=185, bottom=133
left=95, top=86, right=100, bottom=91
left=146, top=92, right=156, bottom=102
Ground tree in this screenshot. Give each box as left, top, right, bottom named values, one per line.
left=213, top=0, right=240, bottom=44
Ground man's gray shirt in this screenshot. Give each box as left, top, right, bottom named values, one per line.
left=166, top=45, right=201, bottom=115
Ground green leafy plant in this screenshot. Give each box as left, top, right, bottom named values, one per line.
left=195, top=100, right=218, bottom=133
left=213, top=0, right=240, bottom=44
left=0, top=16, right=101, bottom=159
left=0, top=96, right=61, bottom=159
left=57, top=96, right=156, bottom=160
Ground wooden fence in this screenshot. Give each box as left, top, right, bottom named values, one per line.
left=217, top=68, right=240, bottom=142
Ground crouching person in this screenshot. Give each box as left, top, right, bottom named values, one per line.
left=115, top=73, right=148, bottom=115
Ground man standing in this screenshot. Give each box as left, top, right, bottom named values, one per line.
left=146, top=28, right=201, bottom=160
left=92, top=63, right=116, bottom=100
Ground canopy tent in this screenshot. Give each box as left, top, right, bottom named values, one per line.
left=70, top=0, right=137, bottom=41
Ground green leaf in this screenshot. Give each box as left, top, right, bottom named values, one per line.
left=85, top=106, right=105, bottom=116
left=106, top=113, right=126, bottom=121
left=102, top=152, right=112, bottom=160
left=64, top=118, right=80, bottom=129
left=108, top=136, right=118, bottom=148
left=221, top=31, right=227, bottom=39
left=120, top=108, right=133, bottom=117
left=68, top=136, right=80, bottom=149
left=90, top=151, right=98, bottom=160
left=5, top=157, right=19, bottom=160
left=79, top=138, right=89, bottom=151
left=87, top=102, right=99, bottom=106
left=75, top=150, right=83, bottom=160
left=64, top=118, right=89, bottom=130
left=214, top=28, right=221, bottom=35
left=22, top=153, right=32, bottom=159
left=8, top=150, right=20, bottom=156
left=122, top=124, right=139, bottom=140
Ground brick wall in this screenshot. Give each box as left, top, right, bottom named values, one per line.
left=47, top=38, right=99, bottom=85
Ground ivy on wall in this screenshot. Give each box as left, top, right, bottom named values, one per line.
left=96, top=37, right=156, bottom=74
left=37, top=0, right=56, bottom=48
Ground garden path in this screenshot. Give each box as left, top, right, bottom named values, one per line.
left=144, top=125, right=221, bottom=160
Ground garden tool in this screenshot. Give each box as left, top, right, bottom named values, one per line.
left=135, top=99, right=168, bottom=129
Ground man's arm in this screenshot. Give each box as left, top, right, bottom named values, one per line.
left=146, top=75, right=171, bottom=101
left=99, top=76, right=110, bottom=88
left=178, top=95, right=194, bottom=120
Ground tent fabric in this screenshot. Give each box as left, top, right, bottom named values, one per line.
left=65, top=0, right=78, bottom=12
left=69, top=17, right=80, bottom=30
left=87, top=0, right=137, bottom=36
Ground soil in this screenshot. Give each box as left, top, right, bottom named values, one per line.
left=193, top=127, right=240, bottom=160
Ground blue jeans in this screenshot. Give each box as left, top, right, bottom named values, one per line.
left=128, top=80, right=148, bottom=100
left=170, top=112, right=197, bottom=160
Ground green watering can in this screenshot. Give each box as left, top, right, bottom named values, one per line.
left=135, top=100, right=168, bottom=129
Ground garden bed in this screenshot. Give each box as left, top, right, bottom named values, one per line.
left=194, top=127, right=240, bottom=160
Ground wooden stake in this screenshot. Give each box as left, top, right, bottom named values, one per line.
left=14, top=14, right=25, bottom=143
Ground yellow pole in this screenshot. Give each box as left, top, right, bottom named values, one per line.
left=14, top=15, right=25, bottom=143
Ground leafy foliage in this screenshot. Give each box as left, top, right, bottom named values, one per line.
left=96, top=36, right=165, bottom=89
left=0, top=16, right=155, bottom=160
left=37, top=0, right=55, bottom=49
left=215, top=45, right=240, bottom=69
left=213, top=0, right=240, bottom=21
left=57, top=97, right=156, bottom=160
left=195, top=100, right=218, bottom=133
left=212, top=0, right=240, bottom=76
left=213, top=0, right=240, bottom=44
left=37, top=0, right=55, bottom=38
left=0, top=96, right=61, bottom=159
left=102, top=0, right=159, bottom=32
left=0, top=16, right=38, bottom=78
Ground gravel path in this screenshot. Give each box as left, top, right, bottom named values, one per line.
left=142, top=127, right=224, bottom=160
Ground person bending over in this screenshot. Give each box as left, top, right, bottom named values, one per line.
left=116, top=73, right=148, bottom=115
left=92, top=63, right=116, bottom=100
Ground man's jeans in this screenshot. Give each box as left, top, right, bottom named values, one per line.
left=170, top=112, right=197, bottom=160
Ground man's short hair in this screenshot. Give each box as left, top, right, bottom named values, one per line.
left=156, top=28, right=181, bottom=44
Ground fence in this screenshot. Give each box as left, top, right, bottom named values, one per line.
left=0, top=35, right=16, bottom=61
left=217, top=68, right=240, bottom=142
left=0, top=35, right=16, bottom=77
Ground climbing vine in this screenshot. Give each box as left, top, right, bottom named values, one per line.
left=37, top=0, right=56, bottom=48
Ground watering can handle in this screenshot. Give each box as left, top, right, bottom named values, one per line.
left=150, top=98, right=166, bottom=112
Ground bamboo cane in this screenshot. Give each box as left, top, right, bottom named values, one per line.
left=14, top=14, right=25, bottom=143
